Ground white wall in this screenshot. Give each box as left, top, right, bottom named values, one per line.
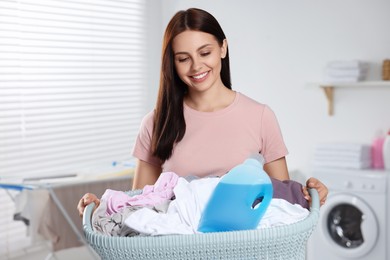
left=144, top=0, right=163, bottom=116
left=146, top=0, right=390, bottom=176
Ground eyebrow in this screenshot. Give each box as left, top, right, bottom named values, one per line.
left=174, top=44, right=212, bottom=56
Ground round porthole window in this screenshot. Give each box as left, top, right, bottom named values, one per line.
left=320, top=193, right=378, bottom=258
left=327, top=204, right=364, bottom=248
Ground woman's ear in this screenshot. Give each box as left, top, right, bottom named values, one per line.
left=221, top=39, right=228, bottom=59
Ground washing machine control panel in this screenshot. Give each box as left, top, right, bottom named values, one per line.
left=312, top=169, right=387, bottom=193
left=343, top=180, right=378, bottom=190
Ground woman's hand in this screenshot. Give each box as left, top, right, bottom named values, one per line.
left=77, top=193, right=100, bottom=217
left=302, top=177, right=328, bottom=206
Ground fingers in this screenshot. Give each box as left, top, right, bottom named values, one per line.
left=306, top=177, right=320, bottom=189
left=302, top=186, right=310, bottom=201
left=77, top=195, right=88, bottom=218
left=77, top=193, right=100, bottom=218
left=77, top=198, right=85, bottom=218
left=305, top=177, right=329, bottom=206
left=319, top=188, right=328, bottom=206
left=315, top=180, right=328, bottom=206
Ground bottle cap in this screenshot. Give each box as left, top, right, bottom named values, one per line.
left=246, top=153, right=265, bottom=166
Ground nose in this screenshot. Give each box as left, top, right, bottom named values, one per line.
left=191, top=57, right=202, bottom=72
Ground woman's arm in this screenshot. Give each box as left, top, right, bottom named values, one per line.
left=263, top=157, right=290, bottom=181
left=264, top=156, right=328, bottom=205
left=132, top=159, right=162, bottom=190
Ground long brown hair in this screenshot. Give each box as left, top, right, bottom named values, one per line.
left=152, top=8, right=232, bottom=161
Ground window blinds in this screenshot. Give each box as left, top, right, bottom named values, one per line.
left=0, top=0, right=147, bottom=179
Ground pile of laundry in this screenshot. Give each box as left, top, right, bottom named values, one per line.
left=323, top=60, right=368, bottom=83
left=92, top=172, right=310, bottom=237
left=311, top=143, right=371, bottom=170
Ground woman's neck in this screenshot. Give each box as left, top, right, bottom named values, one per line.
left=184, top=87, right=236, bottom=112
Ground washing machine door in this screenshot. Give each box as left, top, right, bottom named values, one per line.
left=320, top=192, right=378, bottom=258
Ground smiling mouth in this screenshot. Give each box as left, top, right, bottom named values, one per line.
left=191, top=71, right=208, bottom=80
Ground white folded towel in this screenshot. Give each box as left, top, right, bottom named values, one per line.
left=315, top=143, right=370, bottom=153
left=326, top=60, right=367, bottom=70
left=325, top=67, right=367, bottom=78
left=313, top=152, right=370, bottom=160
left=323, top=60, right=369, bottom=83
left=312, top=143, right=372, bottom=170
left=311, top=160, right=371, bottom=170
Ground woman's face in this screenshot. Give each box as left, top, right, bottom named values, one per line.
left=172, top=30, right=227, bottom=93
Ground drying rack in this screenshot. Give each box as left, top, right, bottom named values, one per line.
left=1, top=172, right=131, bottom=259
left=0, top=177, right=98, bottom=259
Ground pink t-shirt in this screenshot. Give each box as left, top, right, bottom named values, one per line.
left=132, top=92, right=288, bottom=178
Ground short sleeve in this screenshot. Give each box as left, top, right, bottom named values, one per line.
left=131, top=111, right=162, bottom=167
left=260, top=105, right=288, bottom=163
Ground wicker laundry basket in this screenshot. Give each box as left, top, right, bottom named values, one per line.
left=83, top=189, right=319, bottom=260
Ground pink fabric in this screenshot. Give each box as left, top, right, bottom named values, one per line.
left=132, top=92, right=288, bottom=178
left=102, top=172, right=179, bottom=215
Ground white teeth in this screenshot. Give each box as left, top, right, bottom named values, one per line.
left=192, top=72, right=208, bottom=79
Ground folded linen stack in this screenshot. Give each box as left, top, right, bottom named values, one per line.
left=312, top=143, right=371, bottom=170
left=324, top=60, right=368, bottom=83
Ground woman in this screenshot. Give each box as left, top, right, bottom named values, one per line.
left=78, top=8, right=327, bottom=216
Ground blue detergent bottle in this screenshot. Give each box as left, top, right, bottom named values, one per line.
left=198, top=155, right=273, bottom=232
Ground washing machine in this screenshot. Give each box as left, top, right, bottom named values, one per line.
left=307, top=168, right=388, bottom=260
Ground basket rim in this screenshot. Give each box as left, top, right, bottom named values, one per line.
left=83, top=189, right=320, bottom=247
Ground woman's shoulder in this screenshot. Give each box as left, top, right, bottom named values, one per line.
left=235, top=92, right=279, bottom=121
left=143, top=109, right=155, bottom=120
left=139, top=109, right=155, bottom=129
left=237, top=92, right=270, bottom=111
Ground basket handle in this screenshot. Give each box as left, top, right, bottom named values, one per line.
left=308, top=188, right=320, bottom=212
left=82, top=202, right=96, bottom=232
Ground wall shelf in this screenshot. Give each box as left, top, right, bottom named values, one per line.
left=318, top=81, right=390, bottom=116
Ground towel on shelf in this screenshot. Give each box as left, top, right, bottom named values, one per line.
left=311, top=160, right=371, bottom=170
left=325, top=68, right=366, bottom=78
left=326, top=60, right=365, bottom=70
left=315, top=143, right=371, bottom=153
left=311, top=143, right=371, bottom=170
left=323, top=60, right=368, bottom=83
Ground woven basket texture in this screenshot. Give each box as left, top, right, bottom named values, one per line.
left=83, top=189, right=320, bottom=260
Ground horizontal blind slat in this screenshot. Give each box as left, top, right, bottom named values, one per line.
left=0, top=79, right=146, bottom=88
left=0, top=0, right=146, bottom=176
left=0, top=1, right=147, bottom=257
left=0, top=17, right=145, bottom=35
left=1, top=1, right=145, bottom=21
